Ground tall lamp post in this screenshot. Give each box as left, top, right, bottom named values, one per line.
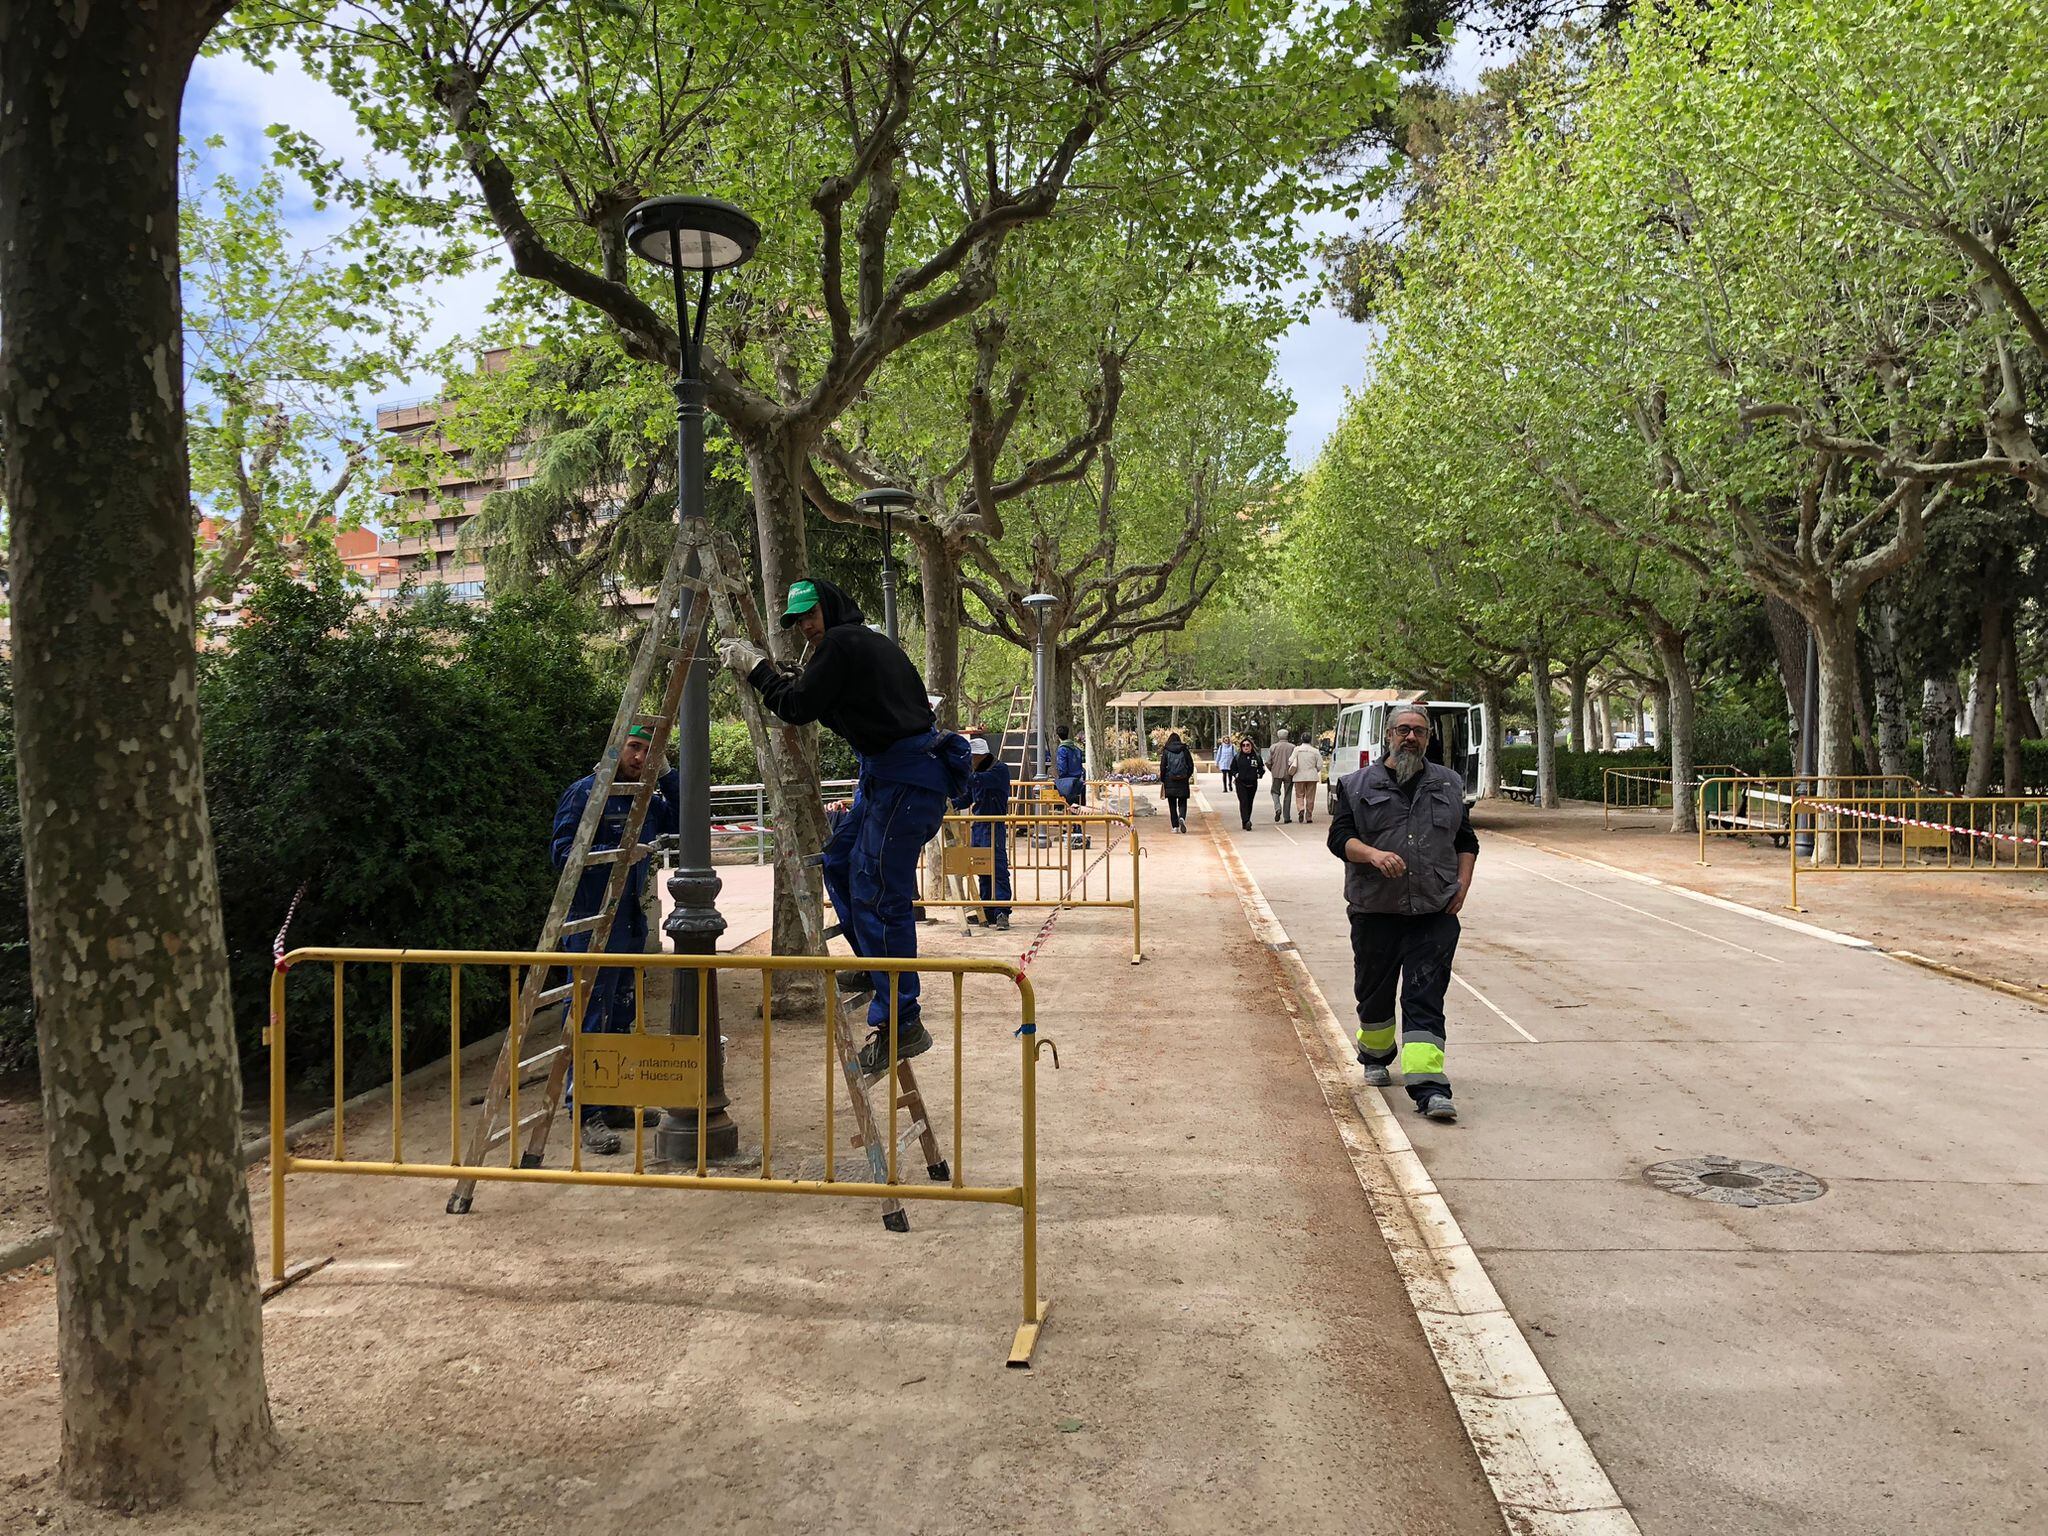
left=854, top=486, right=917, bottom=648
left=625, top=194, right=759, bottom=1164
left=1023, top=593, right=1056, bottom=780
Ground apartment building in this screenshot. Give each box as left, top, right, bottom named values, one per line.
left=371, top=346, right=531, bottom=608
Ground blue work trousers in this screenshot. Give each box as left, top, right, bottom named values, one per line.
left=560, top=923, right=643, bottom=1123
left=972, top=819, right=1012, bottom=920
left=822, top=778, right=949, bottom=1027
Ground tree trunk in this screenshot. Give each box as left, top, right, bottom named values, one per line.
left=1079, top=667, right=1107, bottom=782
left=1868, top=604, right=1911, bottom=778
left=1964, top=595, right=2003, bottom=796
left=740, top=432, right=831, bottom=958
left=1531, top=652, right=1559, bottom=808
left=2000, top=611, right=2025, bottom=794
left=1567, top=664, right=1589, bottom=754
left=1478, top=675, right=1505, bottom=798
left=914, top=528, right=962, bottom=727
left=0, top=0, right=276, bottom=1508
left=1648, top=626, right=1697, bottom=833
left=1852, top=664, right=1880, bottom=777
left=1921, top=675, right=1961, bottom=791
left=1764, top=593, right=1809, bottom=759
left=1594, top=690, right=1614, bottom=751
left=1050, top=645, right=1077, bottom=747
left=1810, top=601, right=1865, bottom=783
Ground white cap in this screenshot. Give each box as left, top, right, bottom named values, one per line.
left=969, top=736, right=992, bottom=757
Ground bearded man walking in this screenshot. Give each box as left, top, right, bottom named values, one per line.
left=1327, top=706, right=1478, bottom=1122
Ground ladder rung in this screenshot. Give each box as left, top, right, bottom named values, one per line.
left=581, top=845, right=642, bottom=865
left=518, top=1045, right=565, bottom=1072
left=632, top=713, right=664, bottom=732
left=851, top=1120, right=929, bottom=1152
left=536, top=983, right=575, bottom=1007
left=486, top=1108, right=551, bottom=1146
left=560, top=915, right=608, bottom=936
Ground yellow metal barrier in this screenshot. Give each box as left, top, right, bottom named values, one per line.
left=1787, top=793, right=2048, bottom=908
left=1602, top=765, right=1744, bottom=829
left=1007, top=777, right=1139, bottom=819
left=921, top=810, right=1143, bottom=965
left=266, top=947, right=1055, bottom=1364
left=1695, top=774, right=1922, bottom=863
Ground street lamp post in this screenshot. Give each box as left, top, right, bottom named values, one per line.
left=625, top=194, right=760, bottom=1165
left=1023, top=593, right=1057, bottom=780
left=854, top=486, right=918, bottom=648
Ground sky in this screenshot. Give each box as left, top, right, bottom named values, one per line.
left=183, top=26, right=1494, bottom=480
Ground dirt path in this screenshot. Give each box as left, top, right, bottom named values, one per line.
left=0, top=814, right=1502, bottom=1534
left=1497, top=800, right=2048, bottom=995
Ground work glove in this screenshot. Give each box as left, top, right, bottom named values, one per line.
left=716, top=637, right=768, bottom=674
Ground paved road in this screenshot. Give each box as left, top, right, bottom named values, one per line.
left=1203, top=786, right=2048, bottom=1535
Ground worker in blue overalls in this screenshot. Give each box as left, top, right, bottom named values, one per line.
left=719, top=579, right=970, bottom=1074
left=955, top=734, right=1014, bottom=931
left=1054, top=725, right=1087, bottom=807
left=552, top=723, right=678, bottom=1155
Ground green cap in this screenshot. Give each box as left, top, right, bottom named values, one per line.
left=779, top=579, right=821, bottom=628
left=627, top=724, right=655, bottom=743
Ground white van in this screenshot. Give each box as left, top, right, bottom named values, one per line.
left=1327, top=697, right=1487, bottom=811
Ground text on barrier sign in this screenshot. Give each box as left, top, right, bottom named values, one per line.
left=576, top=1032, right=705, bottom=1107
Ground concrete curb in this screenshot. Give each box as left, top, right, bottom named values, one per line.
left=1196, top=792, right=1640, bottom=1535
left=1, top=1027, right=511, bottom=1278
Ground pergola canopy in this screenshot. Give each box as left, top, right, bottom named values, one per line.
left=1106, top=688, right=1425, bottom=709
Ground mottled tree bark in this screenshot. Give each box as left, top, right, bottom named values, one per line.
left=1921, top=675, right=1961, bottom=792
left=913, top=528, right=963, bottom=727
left=1964, top=595, right=2003, bottom=797
left=1648, top=627, right=1697, bottom=833
left=1478, top=676, right=1505, bottom=798
left=1764, top=594, right=1809, bottom=761
left=1530, top=652, right=1559, bottom=808
left=1566, top=664, right=1589, bottom=755
left=0, top=0, right=276, bottom=1507
left=1867, top=605, right=1912, bottom=778
left=1999, top=612, right=2025, bottom=794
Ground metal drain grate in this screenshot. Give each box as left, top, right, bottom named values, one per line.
left=1643, top=1155, right=1825, bottom=1207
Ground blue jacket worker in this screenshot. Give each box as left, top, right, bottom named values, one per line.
left=1054, top=727, right=1087, bottom=806
left=718, top=578, right=970, bottom=1074
left=954, top=735, right=1014, bottom=930
left=552, top=723, right=679, bottom=1155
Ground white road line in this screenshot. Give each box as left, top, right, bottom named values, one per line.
left=1498, top=857, right=1787, bottom=965
left=1453, top=972, right=1538, bottom=1043
left=1275, top=826, right=1299, bottom=845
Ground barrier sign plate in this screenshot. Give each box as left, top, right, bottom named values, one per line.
left=576, top=1033, right=704, bottom=1106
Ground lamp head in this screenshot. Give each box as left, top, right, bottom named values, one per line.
left=625, top=195, right=760, bottom=272
left=854, top=487, right=917, bottom=512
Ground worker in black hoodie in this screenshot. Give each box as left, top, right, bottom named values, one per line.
left=718, top=578, right=969, bottom=1073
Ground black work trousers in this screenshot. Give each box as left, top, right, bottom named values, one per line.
left=1348, top=909, right=1459, bottom=1104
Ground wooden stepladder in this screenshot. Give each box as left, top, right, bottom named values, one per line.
left=447, top=518, right=950, bottom=1229
left=691, top=528, right=950, bottom=1231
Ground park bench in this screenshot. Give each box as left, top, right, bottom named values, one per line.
left=1499, top=769, right=1539, bottom=803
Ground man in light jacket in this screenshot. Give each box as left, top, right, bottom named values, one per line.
left=1291, top=735, right=1323, bottom=824
left=1265, top=728, right=1296, bottom=824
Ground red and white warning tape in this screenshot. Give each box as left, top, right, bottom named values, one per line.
left=1804, top=799, right=2047, bottom=853
left=272, top=880, right=308, bottom=972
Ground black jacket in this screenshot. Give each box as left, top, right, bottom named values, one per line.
left=748, top=580, right=935, bottom=756
left=1159, top=742, right=1195, bottom=790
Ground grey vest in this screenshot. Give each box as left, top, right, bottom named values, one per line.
left=1336, top=758, right=1465, bottom=916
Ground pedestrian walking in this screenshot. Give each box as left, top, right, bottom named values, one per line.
left=1227, top=732, right=1264, bottom=830
left=1291, top=736, right=1322, bottom=824
left=1159, top=731, right=1195, bottom=833
left=1266, top=727, right=1296, bottom=823
left=1214, top=737, right=1235, bottom=786
left=1327, top=706, right=1478, bottom=1123
left=720, top=578, right=971, bottom=1074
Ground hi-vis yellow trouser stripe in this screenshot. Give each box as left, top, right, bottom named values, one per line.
left=1356, top=1023, right=1397, bottom=1061
left=1401, top=1039, right=1447, bottom=1084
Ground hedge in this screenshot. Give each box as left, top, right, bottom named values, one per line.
left=1498, top=739, right=2048, bottom=803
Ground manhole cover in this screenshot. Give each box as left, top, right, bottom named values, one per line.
left=1642, top=1155, right=1825, bottom=1208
